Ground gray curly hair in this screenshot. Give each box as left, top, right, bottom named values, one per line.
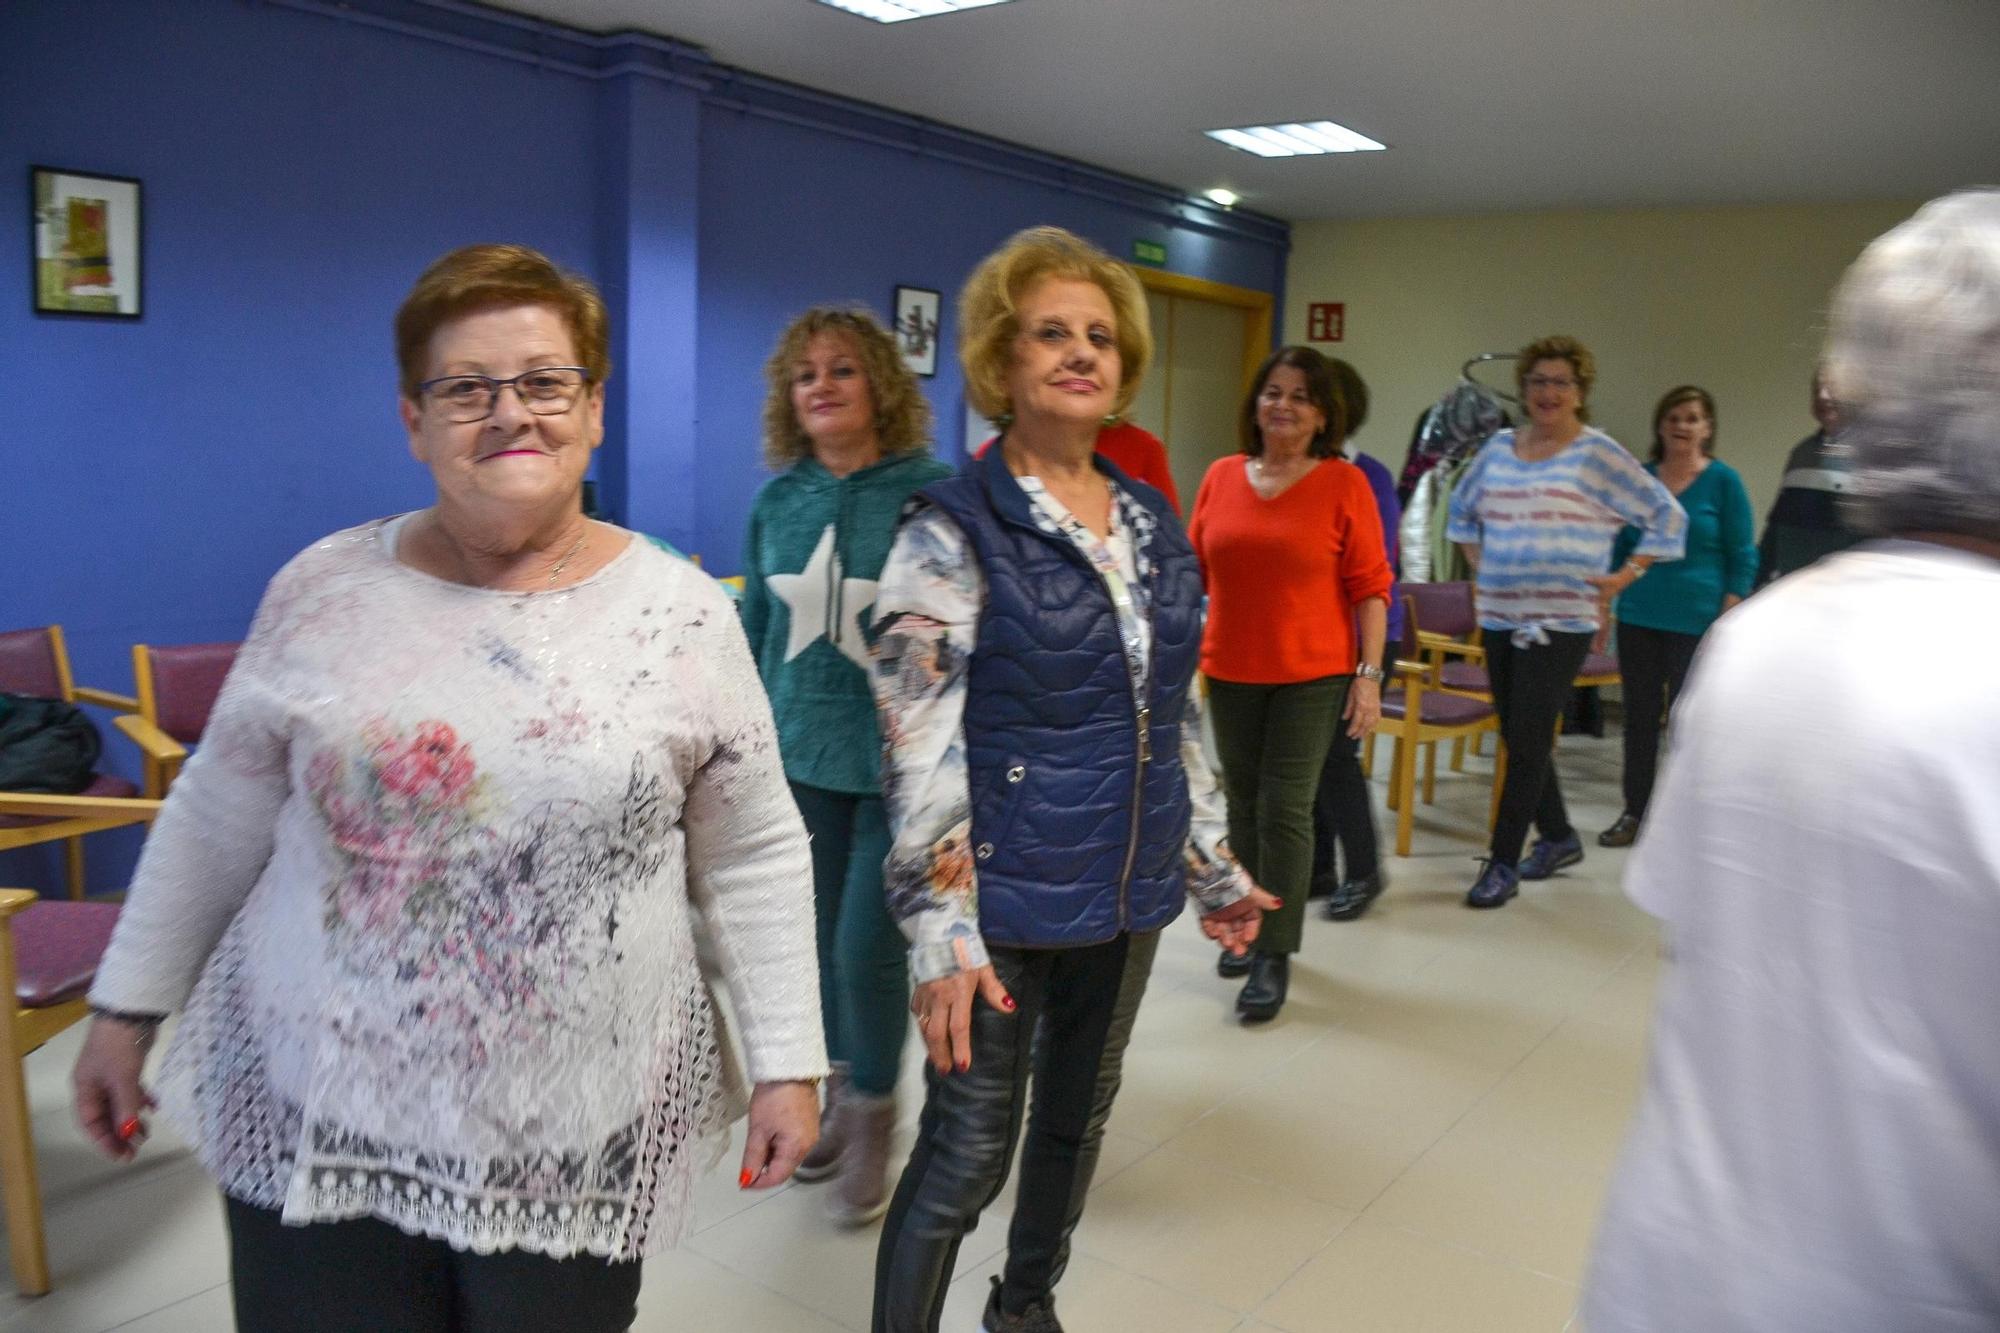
left=1823, top=189, right=2000, bottom=542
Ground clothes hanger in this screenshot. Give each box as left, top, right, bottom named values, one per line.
left=1458, top=351, right=1522, bottom=406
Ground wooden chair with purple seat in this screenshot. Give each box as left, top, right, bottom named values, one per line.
left=0, top=791, right=163, bottom=1296
left=1366, top=655, right=1505, bottom=858
left=118, top=642, right=240, bottom=797
left=0, top=627, right=143, bottom=900
left=1400, top=581, right=1496, bottom=771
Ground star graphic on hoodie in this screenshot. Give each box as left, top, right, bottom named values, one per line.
left=767, top=525, right=878, bottom=668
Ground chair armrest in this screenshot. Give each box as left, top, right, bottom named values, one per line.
left=1415, top=632, right=1485, bottom=662
left=114, top=714, right=189, bottom=764
left=0, top=793, right=164, bottom=822
left=0, top=888, right=38, bottom=919
left=72, top=685, right=141, bottom=711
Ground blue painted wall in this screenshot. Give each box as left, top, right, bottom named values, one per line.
left=693, top=108, right=1286, bottom=566
left=1, top=0, right=1287, bottom=893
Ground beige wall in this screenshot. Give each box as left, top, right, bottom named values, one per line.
left=1283, top=199, right=1922, bottom=518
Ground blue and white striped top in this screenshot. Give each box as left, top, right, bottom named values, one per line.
left=1446, top=428, right=1686, bottom=636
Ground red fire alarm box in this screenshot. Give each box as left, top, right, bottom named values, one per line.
left=1307, top=303, right=1345, bottom=342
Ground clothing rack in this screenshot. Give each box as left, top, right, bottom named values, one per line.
left=1458, top=351, right=1522, bottom=405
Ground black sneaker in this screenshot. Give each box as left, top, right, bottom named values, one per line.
left=982, top=1277, right=1064, bottom=1333
left=1519, top=833, right=1584, bottom=880
left=1216, top=948, right=1253, bottom=979
left=1465, top=858, right=1521, bottom=909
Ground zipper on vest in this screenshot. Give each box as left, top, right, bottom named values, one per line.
left=1113, top=575, right=1159, bottom=932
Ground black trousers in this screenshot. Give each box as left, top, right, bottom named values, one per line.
left=872, top=930, right=1159, bottom=1333
left=1483, top=629, right=1594, bottom=867
left=1615, top=621, right=1703, bottom=819
left=1311, top=648, right=1393, bottom=887
left=225, top=1197, right=642, bottom=1333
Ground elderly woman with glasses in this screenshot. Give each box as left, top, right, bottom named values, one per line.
left=70, top=244, right=826, bottom=1332
left=1446, top=335, right=1685, bottom=909
left=1584, top=189, right=2000, bottom=1333
left=868, top=226, right=1272, bottom=1333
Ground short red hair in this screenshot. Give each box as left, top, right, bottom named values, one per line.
left=394, top=244, right=610, bottom=398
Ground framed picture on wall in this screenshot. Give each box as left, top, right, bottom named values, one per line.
left=31, top=166, right=144, bottom=318
left=892, top=285, right=941, bottom=377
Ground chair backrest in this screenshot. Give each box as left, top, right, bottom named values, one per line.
left=0, top=628, right=65, bottom=701
left=1403, top=580, right=1479, bottom=640
left=139, top=643, right=240, bottom=744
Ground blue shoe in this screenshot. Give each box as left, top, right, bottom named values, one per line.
left=1464, top=859, right=1520, bottom=909
left=1519, top=833, right=1584, bottom=881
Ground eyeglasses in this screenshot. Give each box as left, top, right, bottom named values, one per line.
left=417, top=367, right=592, bottom=423
left=1524, top=375, right=1578, bottom=392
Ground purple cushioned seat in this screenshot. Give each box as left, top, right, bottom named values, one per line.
left=1438, top=661, right=1490, bottom=692
left=10, top=900, right=120, bottom=1008
left=1380, top=690, right=1495, bottom=727
left=1578, top=652, right=1620, bottom=679
left=0, top=773, right=142, bottom=830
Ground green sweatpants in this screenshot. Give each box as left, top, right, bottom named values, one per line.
left=1205, top=674, right=1350, bottom=955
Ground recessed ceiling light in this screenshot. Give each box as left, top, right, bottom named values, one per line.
left=814, top=0, right=1014, bottom=22
left=1205, top=120, right=1387, bottom=158
left=1204, top=188, right=1240, bottom=208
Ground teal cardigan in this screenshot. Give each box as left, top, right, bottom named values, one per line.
left=1613, top=460, right=1758, bottom=637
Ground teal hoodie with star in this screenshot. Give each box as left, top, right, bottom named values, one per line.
left=740, top=451, right=955, bottom=795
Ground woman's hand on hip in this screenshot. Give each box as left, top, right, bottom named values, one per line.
left=912, top=966, right=1015, bottom=1076
left=1199, top=884, right=1282, bottom=956
left=73, top=1016, right=157, bottom=1161
left=739, top=1080, right=821, bottom=1190
left=1584, top=568, right=1638, bottom=653
left=1344, top=677, right=1382, bottom=738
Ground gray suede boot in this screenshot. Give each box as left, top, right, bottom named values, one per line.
left=827, top=1091, right=897, bottom=1226
left=794, top=1062, right=849, bottom=1182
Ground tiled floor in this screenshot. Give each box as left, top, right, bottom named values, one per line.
left=4, top=730, right=1659, bottom=1331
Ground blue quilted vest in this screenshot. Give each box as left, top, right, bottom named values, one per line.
left=916, top=446, right=1205, bottom=949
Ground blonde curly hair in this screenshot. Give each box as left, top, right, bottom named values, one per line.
left=1515, top=334, right=1597, bottom=423
left=761, top=307, right=934, bottom=470
left=958, top=226, right=1153, bottom=423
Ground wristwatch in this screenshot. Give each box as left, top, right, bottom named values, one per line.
left=1355, top=662, right=1385, bottom=683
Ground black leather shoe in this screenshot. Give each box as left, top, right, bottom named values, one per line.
left=1236, top=954, right=1288, bottom=1023
left=1217, top=948, right=1252, bottom=979
left=1322, top=870, right=1386, bottom=921
left=1598, top=813, right=1640, bottom=847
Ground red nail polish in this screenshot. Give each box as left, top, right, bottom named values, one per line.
left=1001, top=996, right=1016, bottom=1012
left=1270, top=898, right=1284, bottom=908
left=118, top=1117, right=142, bottom=1142
left=738, top=1169, right=754, bottom=1189
left=957, top=1059, right=970, bottom=1072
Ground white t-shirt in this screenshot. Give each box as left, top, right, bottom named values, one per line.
left=1583, top=541, right=2000, bottom=1331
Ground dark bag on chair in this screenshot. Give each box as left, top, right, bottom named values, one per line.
left=0, top=692, right=102, bottom=793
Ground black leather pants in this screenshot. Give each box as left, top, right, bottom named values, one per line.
left=871, top=929, right=1160, bottom=1333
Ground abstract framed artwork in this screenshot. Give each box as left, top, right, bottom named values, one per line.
left=32, top=166, right=144, bottom=318
left=892, top=284, right=941, bottom=377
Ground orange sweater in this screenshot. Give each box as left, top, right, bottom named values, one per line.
left=1189, top=455, right=1394, bottom=684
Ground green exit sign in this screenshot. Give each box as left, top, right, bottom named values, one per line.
left=1132, top=239, right=1167, bottom=266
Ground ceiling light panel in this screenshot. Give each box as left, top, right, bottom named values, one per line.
left=1205, top=120, right=1387, bottom=158
left=815, top=0, right=1014, bottom=22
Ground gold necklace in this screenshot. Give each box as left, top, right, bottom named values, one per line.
left=546, top=529, right=588, bottom=586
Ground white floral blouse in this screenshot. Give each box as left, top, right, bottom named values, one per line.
left=89, top=517, right=826, bottom=1260
left=870, top=477, right=1251, bottom=984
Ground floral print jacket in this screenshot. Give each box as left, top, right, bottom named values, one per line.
left=871, top=476, right=1252, bottom=983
